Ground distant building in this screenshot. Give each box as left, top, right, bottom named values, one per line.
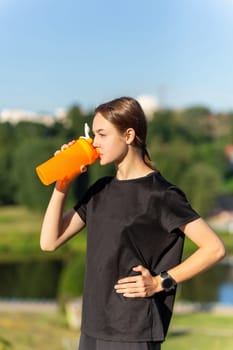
left=0, top=108, right=67, bottom=126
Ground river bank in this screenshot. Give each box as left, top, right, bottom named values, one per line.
left=1, top=298, right=233, bottom=316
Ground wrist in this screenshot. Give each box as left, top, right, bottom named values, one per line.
left=55, top=178, right=72, bottom=193
left=159, top=271, right=177, bottom=292
left=152, top=275, right=163, bottom=294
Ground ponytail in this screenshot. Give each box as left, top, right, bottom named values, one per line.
left=142, top=146, right=156, bottom=170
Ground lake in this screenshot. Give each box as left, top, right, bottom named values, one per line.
left=179, top=259, right=233, bottom=304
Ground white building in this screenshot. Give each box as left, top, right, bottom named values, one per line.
left=0, top=108, right=67, bottom=126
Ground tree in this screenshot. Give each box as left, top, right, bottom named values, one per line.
left=13, top=121, right=48, bottom=143
left=65, top=105, right=92, bottom=139
left=0, top=148, right=16, bottom=204
left=148, top=109, right=177, bottom=143
left=58, top=253, right=86, bottom=300
left=180, top=162, right=223, bottom=217
left=150, top=139, right=195, bottom=187
left=11, top=138, right=63, bottom=211
left=0, top=123, right=16, bottom=204
left=176, top=106, right=213, bottom=143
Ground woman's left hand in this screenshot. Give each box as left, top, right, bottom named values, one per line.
left=114, top=265, right=162, bottom=298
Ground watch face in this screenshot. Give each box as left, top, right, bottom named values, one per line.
left=162, top=278, right=173, bottom=289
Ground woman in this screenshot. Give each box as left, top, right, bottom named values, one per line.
left=40, top=97, right=226, bottom=350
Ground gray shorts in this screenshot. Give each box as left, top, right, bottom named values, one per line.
left=78, top=334, right=161, bottom=350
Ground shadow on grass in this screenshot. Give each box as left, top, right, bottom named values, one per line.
left=0, top=336, right=12, bottom=349
left=168, top=328, right=191, bottom=337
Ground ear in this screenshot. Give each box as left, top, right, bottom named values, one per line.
left=125, top=128, right=136, bottom=145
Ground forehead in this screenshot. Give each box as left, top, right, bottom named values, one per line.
left=92, top=112, right=113, bottom=132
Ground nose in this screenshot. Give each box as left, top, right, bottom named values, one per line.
left=93, top=135, right=99, bottom=148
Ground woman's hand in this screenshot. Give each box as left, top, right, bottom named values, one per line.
left=54, top=140, right=87, bottom=192
left=54, top=140, right=76, bottom=156
left=114, top=265, right=162, bottom=298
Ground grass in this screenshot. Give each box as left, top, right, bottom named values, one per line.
left=164, top=312, right=233, bottom=350
left=0, top=206, right=42, bottom=235
left=0, top=310, right=79, bottom=350
left=0, top=310, right=233, bottom=350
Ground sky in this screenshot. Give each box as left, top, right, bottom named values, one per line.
left=0, top=0, right=233, bottom=113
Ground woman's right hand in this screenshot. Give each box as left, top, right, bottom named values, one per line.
left=54, top=140, right=76, bottom=156
left=54, top=141, right=87, bottom=192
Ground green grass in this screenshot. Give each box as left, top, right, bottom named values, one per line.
left=0, top=310, right=233, bottom=350
left=0, top=206, right=42, bottom=235
left=164, top=313, right=233, bottom=350
left=0, top=311, right=79, bottom=350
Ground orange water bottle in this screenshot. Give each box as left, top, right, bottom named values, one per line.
left=36, top=123, right=99, bottom=186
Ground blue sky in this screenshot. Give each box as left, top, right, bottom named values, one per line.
left=0, top=0, right=233, bottom=113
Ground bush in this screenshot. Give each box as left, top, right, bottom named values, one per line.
left=57, top=253, right=86, bottom=302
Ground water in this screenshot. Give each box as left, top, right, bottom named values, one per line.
left=0, top=260, right=63, bottom=299
left=179, top=260, right=233, bottom=304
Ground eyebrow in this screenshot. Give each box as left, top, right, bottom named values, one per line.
left=93, top=128, right=106, bottom=134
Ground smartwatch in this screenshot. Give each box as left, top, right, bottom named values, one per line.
left=160, top=271, right=176, bottom=292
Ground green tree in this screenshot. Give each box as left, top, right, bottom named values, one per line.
left=148, top=109, right=177, bottom=143
left=0, top=123, right=16, bottom=204
left=176, top=106, right=213, bottom=143
left=13, top=121, right=48, bottom=142
left=11, top=138, right=63, bottom=210
left=0, top=149, right=16, bottom=204
left=180, top=162, right=223, bottom=217
left=65, top=105, right=92, bottom=139
left=150, top=139, right=195, bottom=187
left=58, top=253, right=86, bottom=300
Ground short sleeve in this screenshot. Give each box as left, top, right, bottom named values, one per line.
left=160, top=186, right=200, bottom=233
left=73, top=176, right=113, bottom=223
left=74, top=188, right=91, bottom=223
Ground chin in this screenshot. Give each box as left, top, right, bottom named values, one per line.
left=99, top=158, right=111, bottom=166
left=98, top=158, right=106, bottom=166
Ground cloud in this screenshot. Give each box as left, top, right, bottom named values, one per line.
left=136, top=95, right=159, bottom=120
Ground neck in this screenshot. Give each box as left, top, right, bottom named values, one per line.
left=115, top=147, right=153, bottom=180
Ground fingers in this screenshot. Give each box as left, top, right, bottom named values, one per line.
left=54, top=140, right=76, bottom=156
left=62, top=140, right=76, bottom=150
left=114, top=280, right=147, bottom=298
left=116, top=266, right=147, bottom=285
left=117, top=289, right=148, bottom=298
left=80, top=165, right=87, bottom=173
left=114, top=270, right=146, bottom=297
left=132, top=265, right=148, bottom=276
left=114, top=265, right=157, bottom=298
left=54, top=150, right=61, bottom=156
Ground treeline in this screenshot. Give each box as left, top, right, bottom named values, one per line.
left=1, top=104, right=233, bottom=216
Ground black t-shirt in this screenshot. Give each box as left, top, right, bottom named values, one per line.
left=74, top=172, right=200, bottom=342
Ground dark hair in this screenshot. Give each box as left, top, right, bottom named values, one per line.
left=94, top=97, right=154, bottom=169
